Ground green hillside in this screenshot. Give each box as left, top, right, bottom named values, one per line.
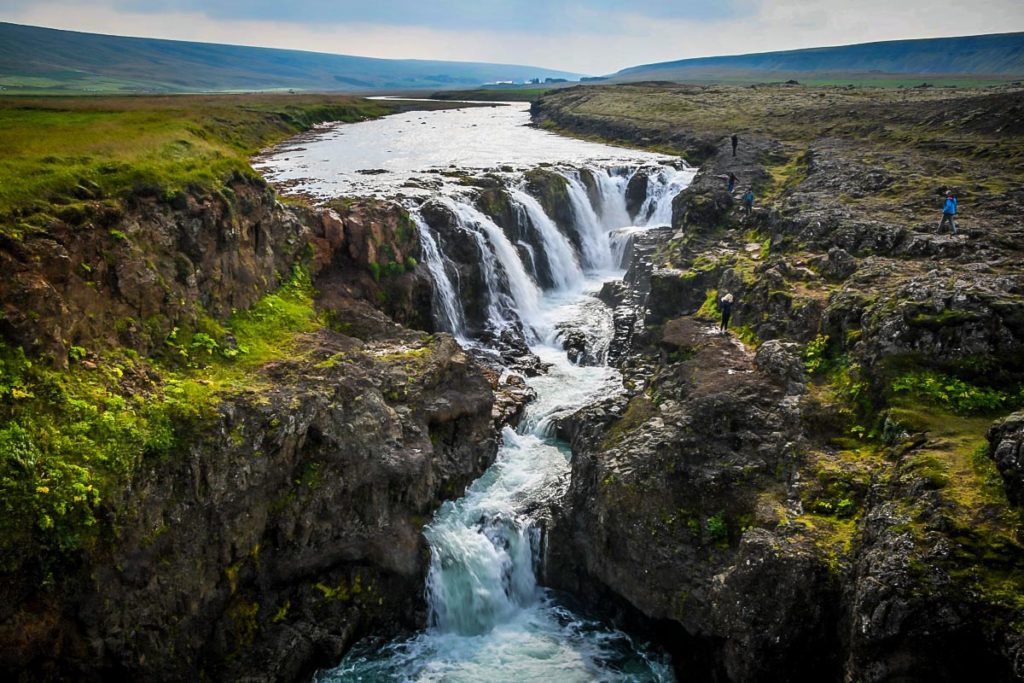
left=614, top=32, right=1024, bottom=84
left=0, top=22, right=581, bottom=94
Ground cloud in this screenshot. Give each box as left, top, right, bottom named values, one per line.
left=2, top=0, right=1023, bottom=74
left=20, top=0, right=748, bottom=33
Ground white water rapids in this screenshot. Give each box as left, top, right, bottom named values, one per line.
left=257, top=102, right=694, bottom=682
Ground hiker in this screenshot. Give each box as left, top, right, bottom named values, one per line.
left=727, top=171, right=737, bottom=193
left=937, top=189, right=958, bottom=234
left=720, top=292, right=734, bottom=333
left=731, top=134, right=739, bottom=157
left=742, top=189, right=754, bottom=215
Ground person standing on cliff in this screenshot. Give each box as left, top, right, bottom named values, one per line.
left=731, top=134, right=739, bottom=157
left=937, top=189, right=958, bottom=234
left=727, top=172, right=738, bottom=193
left=720, top=292, right=734, bottom=333
left=742, top=189, right=754, bottom=216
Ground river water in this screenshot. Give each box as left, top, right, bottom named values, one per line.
left=257, top=102, right=693, bottom=682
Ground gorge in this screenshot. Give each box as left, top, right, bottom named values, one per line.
left=2, top=82, right=1023, bottom=683
left=255, top=102, right=691, bottom=680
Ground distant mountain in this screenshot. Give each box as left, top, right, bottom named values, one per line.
left=613, top=33, right=1024, bottom=83
left=0, top=22, right=581, bottom=94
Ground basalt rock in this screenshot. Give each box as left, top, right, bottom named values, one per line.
left=535, top=83, right=1024, bottom=683
left=0, top=178, right=305, bottom=364
left=625, top=168, right=650, bottom=221
left=989, top=411, right=1024, bottom=505
left=2, top=330, right=497, bottom=683
left=312, top=200, right=434, bottom=333
left=524, top=169, right=576, bottom=246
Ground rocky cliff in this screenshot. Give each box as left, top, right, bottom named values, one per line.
left=0, top=178, right=504, bottom=681
left=537, top=83, right=1024, bottom=681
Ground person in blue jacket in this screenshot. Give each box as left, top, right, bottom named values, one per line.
left=938, top=189, right=958, bottom=234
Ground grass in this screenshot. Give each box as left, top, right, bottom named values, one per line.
left=886, top=401, right=1024, bottom=613
left=0, top=94, right=392, bottom=233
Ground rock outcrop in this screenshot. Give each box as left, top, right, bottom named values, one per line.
left=989, top=411, right=1024, bottom=505
left=0, top=183, right=503, bottom=682
left=7, top=331, right=494, bottom=682
left=535, top=83, right=1024, bottom=682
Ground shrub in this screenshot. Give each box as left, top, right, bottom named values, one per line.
left=803, top=334, right=829, bottom=374
left=705, top=512, right=728, bottom=543
left=891, top=371, right=1023, bottom=416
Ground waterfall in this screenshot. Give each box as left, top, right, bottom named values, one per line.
left=257, top=104, right=695, bottom=679
left=414, top=162, right=693, bottom=343
left=413, top=213, right=465, bottom=336
left=425, top=457, right=539, bottom=635
left=560, top=171, right=614, bottom=272
left=638, top=166, right=693, bottom=227
left=323, top=159, right=688, bottom=682
left=445, top=198, right=544, bottom=336
left=508, top=189, right=584, bottom=292
left=609, top=226, right=647, bottom=269
left=590, top=167, right=633, bottom=230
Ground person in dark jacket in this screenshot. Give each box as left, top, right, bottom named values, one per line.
left=727, top=172, right=738, bottom=193
left=720, top=292, right=734, bottom=333
left=937, top=189, right=958, bottom=234
left=731, top=134, right=739, bottom=157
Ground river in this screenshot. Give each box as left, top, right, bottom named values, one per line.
left=257, top=102, right=694, bottom=682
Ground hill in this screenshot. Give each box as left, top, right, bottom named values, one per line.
left=0, top=22, right=581, bottom=94
left=613, top=32, right=1024, bottom=85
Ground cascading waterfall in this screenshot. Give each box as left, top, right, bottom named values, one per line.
left=508, top=188, right=585, bottom=291
left=447, top=199, right=544, bottom=336
left=255, top=101, right=696, bottom=680
left=413, top=214, right=465, bottom=336
left=637, top=166, right=693, bottom=227
left=590, top=167, right=633, bottom=229
left=318, top=159, right=689, bottom=682
left=560, top=171, right=614, bottom=272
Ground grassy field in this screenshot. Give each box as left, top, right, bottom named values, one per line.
left=610, top=73, right=1021, bottom=88
left=0, top=94, right=399, bottom=233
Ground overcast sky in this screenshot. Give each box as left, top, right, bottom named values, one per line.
left=2, top=0, right=1023, bottom=74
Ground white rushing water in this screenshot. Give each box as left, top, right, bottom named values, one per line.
left=413, top=214, right=465, bottom=336
left=509, top=188, right=585, bottom=291
left=258, top=100, right=693, bottom=682
left=316, top=281, right=672, bottom=682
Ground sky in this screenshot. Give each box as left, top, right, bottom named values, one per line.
left=2, top=0, right=1023, bottom=74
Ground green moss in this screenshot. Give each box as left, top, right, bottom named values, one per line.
left=705, top=512, right=729, bottom=546
left=315, top=575, right=363, bottom=602
left=602, top=395, right=658, bottom=449
left=0, top=265, right=326, bottom=582
left=765, top=148, right=811, bottom=201
left=908, top=308, right=983, bottom=330
left=803, top=334, right=829, bottom=374
left=225, top=561, right=243, bottom=595
left=271, top=600, right=290, bottom=623
left=794, top=513, right=858, bottom=573
left=695, top=288, right=719, bottom=321
left=227, top=598, right=260, bottom=651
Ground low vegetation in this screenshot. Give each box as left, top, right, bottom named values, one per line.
left=0, top=94, right=392, bottom=233
left=0, top=264, right=321, bottom=578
